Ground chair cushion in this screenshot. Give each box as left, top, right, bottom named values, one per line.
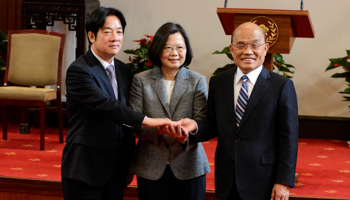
left=0, top=86, right=56, bottom=102
left=8, top=33, right=61, bottom=86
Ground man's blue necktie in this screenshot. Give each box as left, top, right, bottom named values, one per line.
left=236, top=75, right=248, bottom=127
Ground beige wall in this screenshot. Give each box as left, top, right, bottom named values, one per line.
left=100, top=0, right=350, bottom=118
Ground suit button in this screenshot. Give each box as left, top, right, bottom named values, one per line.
left=235, top=139, right=240, bottom=143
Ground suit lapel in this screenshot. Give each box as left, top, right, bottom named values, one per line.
left=86, top=50, right=116, bottom=100
left=114, top=59, right=127, bottom=105
left=169, top=67, right=189, bottom=116
left=151, top=67, right=172, bottom=117
left=222, top=69, right=237, bottom=129
left=239, top=67, right=271, bottom=129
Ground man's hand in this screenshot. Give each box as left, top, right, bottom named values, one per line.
left=141, top=117, right=173, bottom=128
left=177, top=118, right=198, bottom=133
left=157, top=125, right=169, bottom=136
left=158, top=123, right=189, bottom=143
left=167, top=123, right=189, bottom=143
left=271, top=183, right=289, bottom=200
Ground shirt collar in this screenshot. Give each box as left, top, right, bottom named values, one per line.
left=235, top=65, right=263, bottom=85
left=91, top=49, right=115, bottom=70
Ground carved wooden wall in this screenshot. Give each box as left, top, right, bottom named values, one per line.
left=22, top=0, right=100, bottom=58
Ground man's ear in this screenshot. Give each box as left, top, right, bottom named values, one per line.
left=229, top=44, right=235, bottom=58
left=229, top=44, right=234, bottom=54
left=264, top=42, right=270, bottom=52
left=88, top=31, right=95, bottom=44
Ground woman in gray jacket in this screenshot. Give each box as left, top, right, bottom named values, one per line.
left=129, top=22, right=210, bottom=200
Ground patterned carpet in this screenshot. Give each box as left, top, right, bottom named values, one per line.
left=0, top=124, right=350, bottom=199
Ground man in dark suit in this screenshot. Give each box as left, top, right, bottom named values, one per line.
left=61, top=7, right=171, bottom=200
left=179, top=22, right=298, bottom=200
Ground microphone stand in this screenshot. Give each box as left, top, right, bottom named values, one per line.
left=301, top=0, right=303, bottom=10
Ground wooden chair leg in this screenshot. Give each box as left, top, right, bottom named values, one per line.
left=2, top=105, right=7, bottom=140
left=40, top=103, right=45, bottom=150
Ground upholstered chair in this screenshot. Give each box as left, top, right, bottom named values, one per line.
left=0, top=29, right=65, bottom=150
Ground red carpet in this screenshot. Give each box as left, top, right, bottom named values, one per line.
left=0, top=124, right=65, bottom=181
left=1, top=124, right=350, bottom=199
left=291, top=139, right=350, bottom=198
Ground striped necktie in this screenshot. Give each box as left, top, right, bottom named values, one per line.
left=236, top=75, right=248, bottom=127
left=106, top=65, right=118, bottom=99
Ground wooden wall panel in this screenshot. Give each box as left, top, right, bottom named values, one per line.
left=0, top=0, right=22, bottom=33
left=0, top=0, right=9, bottom=32
left=299, top=115, right=350, bottom=140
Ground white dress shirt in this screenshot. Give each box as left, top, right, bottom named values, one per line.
left=234, top=65, right=263, bottom=110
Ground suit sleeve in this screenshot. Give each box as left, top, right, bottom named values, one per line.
left=66, top=62, right=145, bottom=129
left=181, top=75, right=208, bottom=149
left=190, top=75, right=219, bottom=143
left=192, top=76, right=208, bottom=120
left=275, top=79, right=299, bottom=187
left=129, top=74, right=160, bottom=144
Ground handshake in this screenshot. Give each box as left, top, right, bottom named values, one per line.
left=142, top=117, right=197, bottom=143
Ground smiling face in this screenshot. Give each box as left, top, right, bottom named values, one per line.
left=160, top=32, right=187, bottom=72
left=229, top=22, right=269, bottom=74
left=88, top=15, right=123, bottom=63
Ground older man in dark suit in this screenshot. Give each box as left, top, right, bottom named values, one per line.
left=61, top=7, right=171, bottom=200
left=179, top=22, right=299, bottom=200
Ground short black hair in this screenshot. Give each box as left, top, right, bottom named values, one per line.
left=86, top=7, right=126, bottom=45
left=148, top=22, right=193, bottom=68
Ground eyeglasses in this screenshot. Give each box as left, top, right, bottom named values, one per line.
left=163, top=45, right=186, bottom=53
left=231, top=43, right=266, bottom=50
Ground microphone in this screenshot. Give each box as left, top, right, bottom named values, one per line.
left=300, top=0, right=303, bottom=10
left=224, top=0, right=228, bottom=8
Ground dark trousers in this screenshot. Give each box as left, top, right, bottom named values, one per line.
left=62, top=169, right=125, bottom=200
left=137, top=165, right=206, bottom=200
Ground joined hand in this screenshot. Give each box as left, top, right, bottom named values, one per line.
left=157, top=118, right=198, bottom=143
left=158, top=122, right=188, bottom=143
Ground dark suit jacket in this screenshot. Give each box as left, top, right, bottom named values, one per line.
left=194, top=67, right=299, bottom=200
left=61, top=49, right=145, bottom=187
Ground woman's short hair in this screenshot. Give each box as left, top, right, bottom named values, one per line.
left=86, top=7, right=126, bottom=45
left=148, top=22, right=193, bottom=68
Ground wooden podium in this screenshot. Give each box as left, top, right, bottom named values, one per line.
left=217, top=8, right=315, bottom=71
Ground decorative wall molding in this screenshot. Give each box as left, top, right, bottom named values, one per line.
left=22, top=0, right=100, bottom=58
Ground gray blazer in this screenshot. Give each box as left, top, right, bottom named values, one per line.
left=129, top=67, right=210, bottom=180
